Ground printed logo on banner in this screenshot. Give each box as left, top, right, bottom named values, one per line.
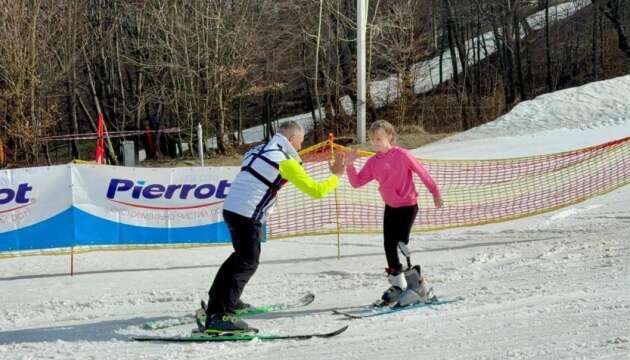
left=106, top=178, right=231, bottom=210
left=0, top=183, right=33, bottom=214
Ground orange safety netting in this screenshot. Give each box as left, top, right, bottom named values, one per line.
left=267, top=136, right=630, bottom=239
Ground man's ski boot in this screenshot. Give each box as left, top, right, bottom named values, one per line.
left=234, top=298, right=253, bottom=314
left=395, top=265, right=434, bottom=307
left=196, top=298, right=257, bottom=334
left=202, top=313, right=258, bottom=336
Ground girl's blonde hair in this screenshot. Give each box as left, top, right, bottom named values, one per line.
left=369, top=120, right=396, bottom=142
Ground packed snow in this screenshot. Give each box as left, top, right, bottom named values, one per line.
left=1, top=76, right=629, bottom=359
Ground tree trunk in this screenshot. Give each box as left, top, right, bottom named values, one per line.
left=592, top=5, right=599, bottom=80
left=262, top=91, right=274, bottom=141
left=83, top=48, right=119, bottom=165
left=303, top=75, right=319, bottom=142
left=216, top=87, right=226, bottom=153
left=596, top=0, right=630, bottom=59
left=513, top=8, right=527, bottom=100
left=545, top=0, right=553, bottom=91
left=443, top=0, right=460, bottom=86
left=68, top=2, right=80, bottom=159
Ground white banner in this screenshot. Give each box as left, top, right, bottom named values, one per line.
left=0, top=164, right=240, bottom=252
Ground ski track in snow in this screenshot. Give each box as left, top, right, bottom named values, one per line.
left=0, top=213, right=628, bottom=359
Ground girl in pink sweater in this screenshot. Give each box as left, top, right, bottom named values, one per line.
left=346, top=120, right=443, bottom=306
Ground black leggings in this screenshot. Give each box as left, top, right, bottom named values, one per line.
left=383, top=204, right=418, bottom=274
left=207, top=210, right=262, bottom=315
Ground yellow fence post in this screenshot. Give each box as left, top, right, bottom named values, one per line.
left=328, top=134, right=342, bottom=260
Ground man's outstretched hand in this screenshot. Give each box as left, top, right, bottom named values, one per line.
left=329, top=153, right=346, bottom=176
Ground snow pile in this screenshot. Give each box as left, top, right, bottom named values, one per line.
left=416, top=75, right=630, bottom=159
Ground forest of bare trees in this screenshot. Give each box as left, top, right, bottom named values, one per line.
left=0, top=0, right=628, bottom=167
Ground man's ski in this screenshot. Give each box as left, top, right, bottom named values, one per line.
left=132, top=325, right=348, bottom=342
left=333, top=296, right=463, bottom=319
left=142, top=292, right=315, bottom=330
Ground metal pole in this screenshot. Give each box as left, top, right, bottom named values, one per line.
left=357, top=0, right=367, bottom=144
left=197, top=123, right=204, bottom=167
left=70, top=247, right=74, bottom=276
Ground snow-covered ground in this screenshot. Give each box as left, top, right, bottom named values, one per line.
left=415, top=74, right=630, bottom=159
left=1, top=75, right=629, bottom=359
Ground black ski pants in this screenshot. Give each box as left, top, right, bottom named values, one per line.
left=207, top=210, right=262, bottom=315
left=383, top=204, right=418, bottom=274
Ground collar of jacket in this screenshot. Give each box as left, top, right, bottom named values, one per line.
left=273, top=133, right=302, bottom=163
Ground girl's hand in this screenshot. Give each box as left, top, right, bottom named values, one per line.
left=433, top=196, right=444, bottom=209
left=346, top=150, right=360, bottom=165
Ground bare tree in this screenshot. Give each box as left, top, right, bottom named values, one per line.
left=592, top=0, right=630, bottom=62
left=0, top=0, right=61, bottom=165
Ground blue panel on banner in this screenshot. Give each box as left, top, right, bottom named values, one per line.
left=0, top=208, right=75, bottom=252
left=72, top=207, right=234, bottom=246
left=0, top=207, right=271, bottom=253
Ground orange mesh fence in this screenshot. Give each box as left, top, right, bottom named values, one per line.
left=268, top=136, right=630, bottom=239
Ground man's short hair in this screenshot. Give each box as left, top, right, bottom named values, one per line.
left=279, top=121, right=304, bottom=138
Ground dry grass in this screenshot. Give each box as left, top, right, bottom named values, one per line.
left=332, top=125, right=453, bottom=153
left=137, top=126, right=453, bottom=167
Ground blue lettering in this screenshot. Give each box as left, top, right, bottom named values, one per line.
left=216, top=180, right=231, bottom=199
left=132, top=181, right=145, bottom=199
left=179, top=184, right=196, bottom=199
left=142, top=184, right=165, bottom=199
left=107, top=179, right=133, bottom=199
left=0, top=183, right=33, bottom=205
left=106, top=178, right=232, bottom=201
left=164, top=184, right=182, bottom=199
left=14, top=183, right=32, bottom=203
left=0, top=189, right=14, bottom=205
left=194, top=184, right=215, bottom=199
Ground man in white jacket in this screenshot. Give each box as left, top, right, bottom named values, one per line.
left=203, top=121, right=345, bottom=334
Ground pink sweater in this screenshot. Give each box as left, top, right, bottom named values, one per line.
left=346, top=146, right=441, bottom=208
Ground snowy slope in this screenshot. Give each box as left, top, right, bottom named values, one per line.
left=414, top=75, right=630, bottom=160
left=1, top=76, right=629, bottom=359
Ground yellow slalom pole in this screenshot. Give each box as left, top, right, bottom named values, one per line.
left=329, top=134, right=342, bottom=260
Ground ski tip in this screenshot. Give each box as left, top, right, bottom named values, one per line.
left=132, top=336, right=175, bottom=342
left=328, top=325, right=349, bottom=336
left=294, top=292, right=315, bottom=307
left=333, top=310, right=362, bottom=319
